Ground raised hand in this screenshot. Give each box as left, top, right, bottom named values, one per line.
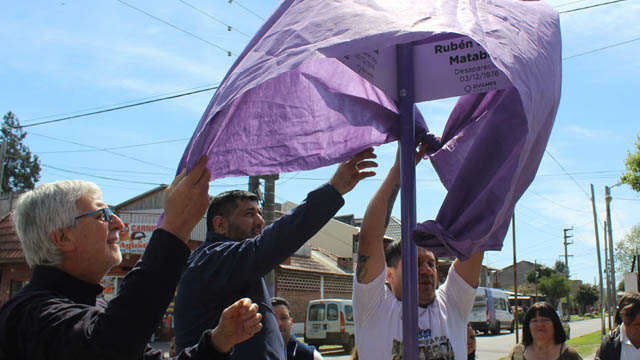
left=210, top=298, right=263, bottom=353
left=329, top=148, right=378, bottom=195
left=160, top=156, right=211, bottom=242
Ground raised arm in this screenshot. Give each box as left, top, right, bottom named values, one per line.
left=356, top=144, right=427, bottom=284
left=205, top=148, right=379, bottom=287
left=452, top=251, right=484, bottom=288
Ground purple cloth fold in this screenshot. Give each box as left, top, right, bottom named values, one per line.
left=177, top=0, right=562, bottom=259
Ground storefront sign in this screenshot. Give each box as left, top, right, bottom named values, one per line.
left=119, top=222, right=157, bottom=254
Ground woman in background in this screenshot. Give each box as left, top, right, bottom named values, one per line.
left=507, top=302, right=581, bottom=360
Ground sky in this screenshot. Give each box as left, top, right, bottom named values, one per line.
left=1, top=0, right=639, bottom=287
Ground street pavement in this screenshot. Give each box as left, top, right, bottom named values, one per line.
left=153, top=318, right=603, bottom=359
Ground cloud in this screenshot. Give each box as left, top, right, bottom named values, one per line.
left=565, top=125, right=610, bottom=139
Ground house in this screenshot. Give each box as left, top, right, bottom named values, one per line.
left=493, top=260, right=537, bottom=290
left=275, top=244, right=354, bottom=333
left=0, top=213, right=30, bottom=305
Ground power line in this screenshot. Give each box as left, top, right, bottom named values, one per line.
left=178, top=0, right=251, bottom=38
left=38, top=138, right=189, bottom=154
left=558, top=0, right=628, bottom=14
left=67, top=166, right=172, bottom=176
left=526, top=189, right=591, bottom=213
left=554, top=0, right=590, bottom=8
left=42, top=164, right=167, bottom=185
left=42, top=163, right=248, bottom=187
left=228, top=0, right=266, bottom=20
left=22, top=83, right=219, bottom=123
left=30, top=132, right=175, bottom=170
left=536, top=170, right=623, bottom=177
left=563, top=37, right=640, bottom=61
left=15, top=86, right=218, bottom=128
left=115, top=0, right=234, bottom=56
left=544, top=150, right=591, bottom=199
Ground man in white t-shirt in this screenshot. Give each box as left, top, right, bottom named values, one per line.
left=353, top=144, right=484, bottom=359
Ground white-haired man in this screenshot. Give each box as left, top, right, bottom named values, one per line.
left=0, top=157, right=263, bottom=359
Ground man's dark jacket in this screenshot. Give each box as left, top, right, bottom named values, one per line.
left=0, top=229, right=227, bottom=360
left=595, top=326, right=622, bottom=360
left=287, top=334, right=315, bottom=360
left=174, top=184, right=344, bottom=359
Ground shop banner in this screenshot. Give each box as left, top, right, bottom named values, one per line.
left=119, top=223, right=157, bottom=254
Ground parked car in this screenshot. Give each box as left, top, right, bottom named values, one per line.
left=469, top=287, right=515, bottom=335
left=304, top=299, right=355, bottom=352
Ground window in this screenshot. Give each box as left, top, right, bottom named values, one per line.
left=344, top=305, right=354, bottom=321
left=327, top=303, right=339, bottom=321
left=473, top=295, right=487, bottom=309
left=309, top=304, right=325, bottom=321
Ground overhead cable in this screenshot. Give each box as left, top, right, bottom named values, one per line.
left=554, top=0, right=590, bottom=8
left=178, top=0, right=251, bottom=37
left=544, top=150, right=591, bottom=199
left=559, top=0, right=628, bottom=14
left=30, top=132, right=175, bottom=170
left=115, top=0, right=234, bottom=56
left=15, top=86, right=218, bottom=128
left=42, top=164, right=167, bottom=185
left=23, top=83, right=219, bottom=123
left=228, top=0, right=265, bottom=20
left=38, top=138, right=189, bottom=154
left=563, top=37, right=640, bottom=60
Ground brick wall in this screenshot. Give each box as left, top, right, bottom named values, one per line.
left=275, top=268, right=352, bottom=323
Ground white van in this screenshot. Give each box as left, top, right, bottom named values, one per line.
left=469, top=287, right=514, bottom=335
left=304, top=299, right=355, bottom=352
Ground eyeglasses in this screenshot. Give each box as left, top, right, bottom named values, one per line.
left=530, top=318, right=552, bottom=324
left=74, top=207, right=115, bottom=224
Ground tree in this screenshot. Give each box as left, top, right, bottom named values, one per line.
left=538, top=273, right=571, bottom=309
left=621, top=135, right=640, bottom=192
left=575, top=284, right=599, bottom=315
left=526, top=264, right=555, bottom=284
left=615, top=224, right=640, bottom=275
left=554, top=260, right=568, bottom=276
left=0, top=112, right=41, bottom=193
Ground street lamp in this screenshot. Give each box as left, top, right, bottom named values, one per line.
left=604, top=182, right=622, bottom=308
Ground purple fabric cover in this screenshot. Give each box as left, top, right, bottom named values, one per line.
left=178, top=0, right=562, bottom=259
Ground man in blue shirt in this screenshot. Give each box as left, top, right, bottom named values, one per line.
left=272, top=297, right=323, bottom=360
left=174, top=149, right=377, bottom=359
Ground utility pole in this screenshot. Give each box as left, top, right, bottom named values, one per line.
left=0, top=141, right=7, bottom=193
left=604, top=185, right=618, bottom=307
left=603, top=221, right=612, bottom=328
left=590, top=184, right=606, bottom=338
left=535, top=259, right=538, bottom=300
left=248, top=174, right=280, bottom=297
left=563, top=227, right=574, bottom=320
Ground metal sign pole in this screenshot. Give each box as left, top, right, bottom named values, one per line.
left=397, top=42, right=419, bottom=360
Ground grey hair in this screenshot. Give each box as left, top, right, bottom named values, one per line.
left=13, top=180, right=102, bottom=267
